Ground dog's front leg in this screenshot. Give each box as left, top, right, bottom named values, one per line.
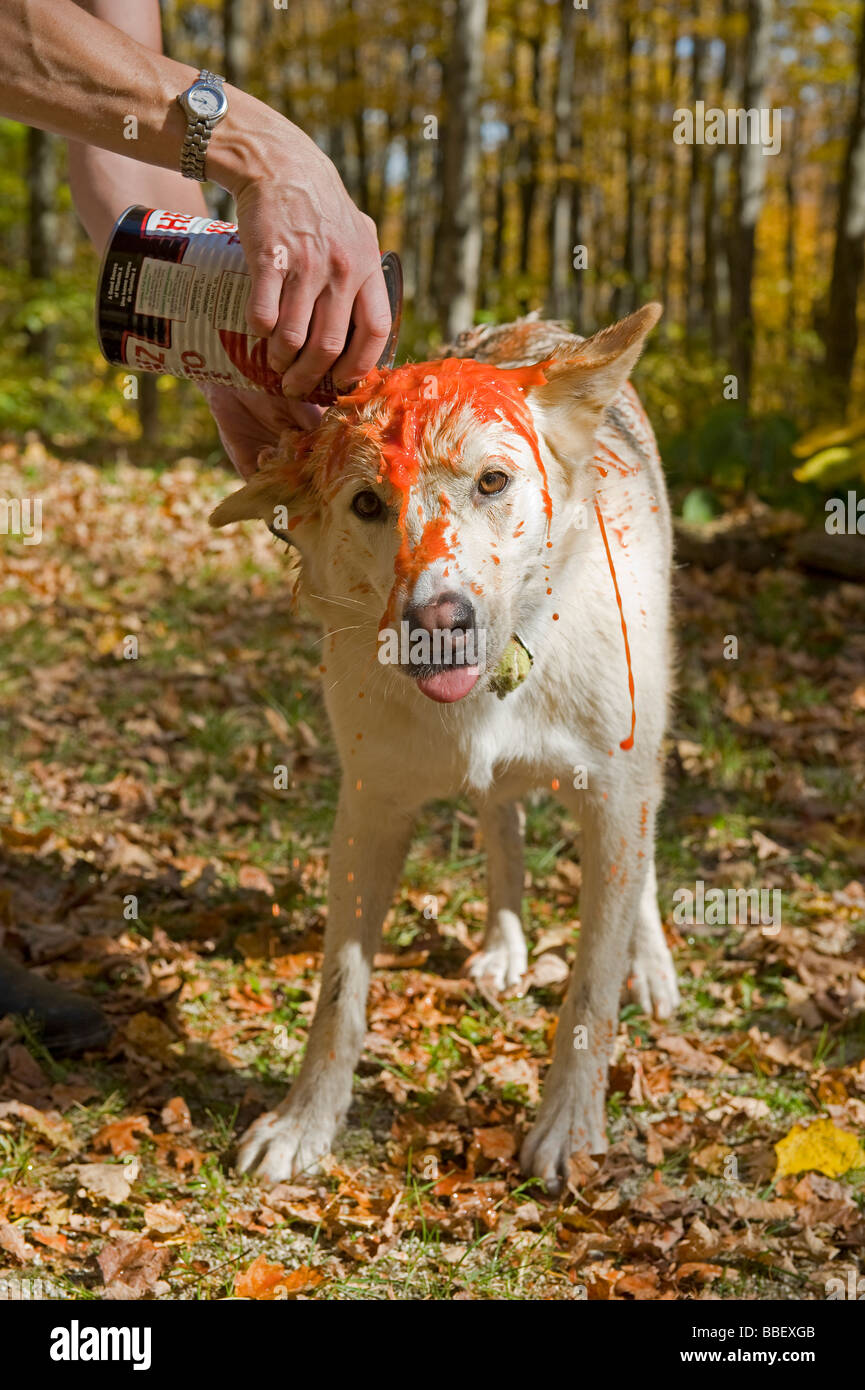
left=236, top=791, right=414, bottom=1183
left=521, top=789, right=651, bottom=1194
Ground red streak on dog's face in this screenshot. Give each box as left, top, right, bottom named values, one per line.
left=297, top=357, right=555, bottom=627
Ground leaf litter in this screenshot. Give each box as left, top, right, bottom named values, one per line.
left=0, top=448, right=863, bottom=1299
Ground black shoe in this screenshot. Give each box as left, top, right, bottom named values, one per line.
left=0, top=949, right=111, bottom=1057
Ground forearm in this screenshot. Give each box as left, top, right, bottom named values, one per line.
left=65, top=0, right=207, bottom=248
left=0, top=0, right=309, bottom=211
left=6, top=0, right=390, bottom=399
left=67, top=147, right=207, bottom=250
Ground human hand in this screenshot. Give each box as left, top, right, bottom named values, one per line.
left=198, top=382, right=321, bottom=480
left=209, top=111, right=392, bottom=400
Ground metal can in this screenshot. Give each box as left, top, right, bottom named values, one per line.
left=96, top=205, right=403, bottom=404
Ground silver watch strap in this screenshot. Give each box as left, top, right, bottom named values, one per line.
left=180, top=70, right=225, bottom=182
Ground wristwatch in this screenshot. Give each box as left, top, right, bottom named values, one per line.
left=177, top=70, right=228, bottom=181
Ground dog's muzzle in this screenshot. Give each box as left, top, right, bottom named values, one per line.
left=400, top=591, right=482, bottom=703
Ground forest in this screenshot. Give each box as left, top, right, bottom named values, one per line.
left=1, top=0, right=865, bottom=509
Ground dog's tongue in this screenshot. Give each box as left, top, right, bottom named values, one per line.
left=416, top=666, right=480, bottom=703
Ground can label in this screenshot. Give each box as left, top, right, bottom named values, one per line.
left=96, top=206, right=403, bottom=403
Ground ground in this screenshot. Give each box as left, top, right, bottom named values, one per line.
left=0, top=440, right=864, bottom=1301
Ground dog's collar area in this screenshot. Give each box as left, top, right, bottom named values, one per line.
left=487, top=632, right=533, bottom=699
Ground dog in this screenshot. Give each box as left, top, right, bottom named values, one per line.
left=209, top=302, right=679, bottom=1192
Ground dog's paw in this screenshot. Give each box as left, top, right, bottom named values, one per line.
left=520, top=1088, right=607, bottom=1196
left=236, top=1103, right=336, bottom=1184
left=468, top=941, right=528, bottom=993
left=627, top=942, right=681, bottom=1019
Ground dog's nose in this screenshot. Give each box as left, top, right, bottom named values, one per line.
left=404, top=591, right=476, bottom=636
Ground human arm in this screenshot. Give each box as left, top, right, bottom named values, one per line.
left=1, top=0, right=390, bottom=398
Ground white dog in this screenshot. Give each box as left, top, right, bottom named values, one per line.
left=210, top=302, right=679, bottom=1192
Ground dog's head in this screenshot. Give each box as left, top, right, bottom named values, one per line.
left=210, top=304, right=661, bottom=704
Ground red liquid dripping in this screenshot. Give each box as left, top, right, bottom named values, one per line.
left=594, top=499, right=636, bottom=751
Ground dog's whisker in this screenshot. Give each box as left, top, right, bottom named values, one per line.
left=307, top=590, right=368, bottom=610
left=312, top=624, right=369, bottom=648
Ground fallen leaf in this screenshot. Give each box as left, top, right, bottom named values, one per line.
left=731, top=1197, right=796, bottom=1221
left=237, top=864, right=274, bottom=895
left=143, top=1202, right=185, bottom=1235
left=0, top=1221, right=35, bottom=1262
left=472, top=1126, right=517, bottom=1161
left=74, top=1159, right=139, bottom=1204
left=123, top=1013, right=178, bottom=1063
left=525, top=952, right=569, bottom=987
left=281, top=1265, right=325, bottom=1295
left=0, top=1100, right=76, bottom=1151
left=161, top=1097, right=192, bottom=1133
left=30, top=1226, right=69, bottom=1253
left=617, top=1269, right=660, bottom=1299
left=0, top=824, right=52, bottom=850
left=675, top=1262, right=724, bottom=1284
left=92, top=1115, right=152, bottom=1157
left=235, top=1253, right=324, bottom=1299
left=774, top=1118, right=865, bottom=1180
left=98, top=1233, right=172, bottom=1299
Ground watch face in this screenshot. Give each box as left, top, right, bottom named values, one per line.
left=188, top=85, right=225, bottom=118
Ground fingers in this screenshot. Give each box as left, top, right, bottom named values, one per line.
left=328, top=265, right=393, bottom=389
left=267, top=275, right=318, bottom=375
left=239, top=188, right=390, bottom=397
left=279, top=276, right=355, bottom=399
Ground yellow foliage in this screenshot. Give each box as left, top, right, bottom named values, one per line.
left=792, top=414, right=865, bottom=459
left=792, top=444, right=865, bottom=484
left=774, top=1117, right=865, bottom=1180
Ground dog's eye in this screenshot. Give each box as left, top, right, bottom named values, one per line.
left=351, top=489, right=384, bottom=520
left=477, top=469, right=509, bottom=497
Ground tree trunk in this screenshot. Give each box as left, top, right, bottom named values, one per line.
left=617, top=8, right=648, bottom=317
left=344, top=0, right=370, bottom=215
left=217, top=0, right=251, bottom=220
left=657, top=21, right=678, bottom=336
left=26, top=127, right=57, bottom=364
left=821, top=3, right=865, bottom=410
left=729, top=0, right=773, bottom=411
left=549, top=0, right=579, bottom=322
left=784, top=105, right=799, bottom=365
left=400, top=47, right=423, bottom=301
left=433, top=0, right=488, bottom=340
left=685, top=27, right=706, bottom=338
left=487, top=156, right=508, bottom=309
left=516, top=31, right=542, bottom=301
left=704, top=0, right=735, bottom=354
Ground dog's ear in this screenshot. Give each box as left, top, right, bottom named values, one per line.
left=209, top=464, right=301, bottom=530
left=209, top=437, right=325, bottom=547
left=527, top=303, right=662, bottom=455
